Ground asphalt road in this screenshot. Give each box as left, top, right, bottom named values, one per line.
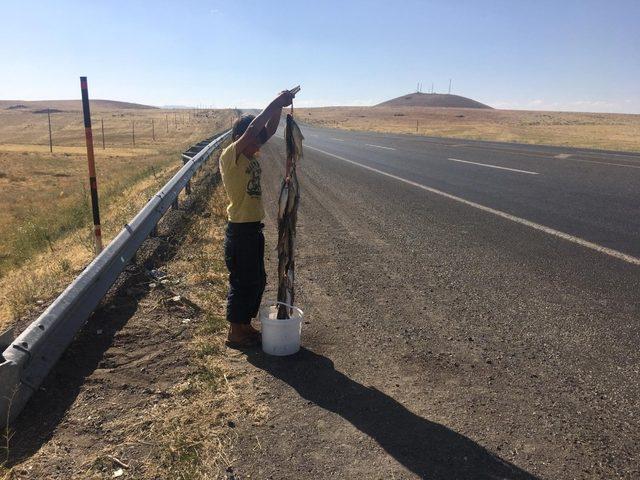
left=301, top=124, right=640, bottom=260
left=231, top=126, right=640, bottom=479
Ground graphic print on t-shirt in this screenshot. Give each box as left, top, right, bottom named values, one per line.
left=246, top=157, right=262, bottom=197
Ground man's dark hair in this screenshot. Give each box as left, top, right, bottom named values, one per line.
left=232, top=114, right=254, bottom=140
left=231, top=114, right=268, bottom=144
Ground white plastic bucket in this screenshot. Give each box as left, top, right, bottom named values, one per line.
left=259, top=301, right=304, bottom=356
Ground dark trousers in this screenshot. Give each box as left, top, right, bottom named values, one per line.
left=224, top=222, right=266, bottom=324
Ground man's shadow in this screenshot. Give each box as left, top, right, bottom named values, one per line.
left=246, top=347, right=539, bottom=480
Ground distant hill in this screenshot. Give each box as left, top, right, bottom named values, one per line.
left=376, top=93, right=492, bottom=109
left=0, top=99, right=157, bottom=111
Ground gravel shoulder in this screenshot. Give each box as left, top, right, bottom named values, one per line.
left=227, top=138, right=639, bottom=479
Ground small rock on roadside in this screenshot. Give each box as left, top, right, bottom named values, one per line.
left=149, top=268, right=167, bottom=280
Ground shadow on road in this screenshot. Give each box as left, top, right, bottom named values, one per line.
left=246, top=347, right=539, bottom=480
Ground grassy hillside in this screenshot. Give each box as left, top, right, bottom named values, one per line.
left=376, top=92, right=492, bottom=109
left=297, top=106, right=640, bottom=152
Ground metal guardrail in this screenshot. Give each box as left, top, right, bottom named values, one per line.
left=0, top=129, right=231, bottom=427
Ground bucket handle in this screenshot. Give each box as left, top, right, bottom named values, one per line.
left=261, top=301, right=304, bottom=318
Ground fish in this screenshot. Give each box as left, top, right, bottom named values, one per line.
left=277, top=113, right=304, bottom=319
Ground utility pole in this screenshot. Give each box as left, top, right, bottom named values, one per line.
left=165, top=113, right=169, bottom=133
left=132, top=120, right=135, bottom=147
left=449, top=79, right=452, bottom=94
left=152, top=119, right=155, bottom=141
left=431, top=83, right=434, bottom=94
left=101, top=118, right=105, bottom=149
left=47, top=108, right=53, bottom=153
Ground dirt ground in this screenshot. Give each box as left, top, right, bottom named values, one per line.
left=296, top=106, right=640, bottom=152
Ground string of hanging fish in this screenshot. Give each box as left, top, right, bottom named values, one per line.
left=277, top=86, right=303, bottom=319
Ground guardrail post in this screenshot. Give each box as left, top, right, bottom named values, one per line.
left=183, top=156, right=192, bottom=195
left=0, top=360, right=21, bottom=426
left=0, top=327, right=14, bottom=351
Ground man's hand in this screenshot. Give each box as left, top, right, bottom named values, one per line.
left=263, top=89, right=297, bottom=143
left=276, top=90, right=295, bottom=108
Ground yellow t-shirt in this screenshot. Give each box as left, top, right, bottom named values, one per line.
left=219, top=141, right=265, bottom=223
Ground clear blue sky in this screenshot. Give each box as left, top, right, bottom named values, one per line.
left=1, top=0, right=639, bottom=113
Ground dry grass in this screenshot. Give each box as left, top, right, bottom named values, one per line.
left=128, top=184, right=240, bottom=479
left=0, top=168, right=260, bottom=479
left=0, top=107, right=236, bottom=332
left=105, top=180, right=269, bottom=479
left=0, top=162, right=177, bottom=329
left=90, top=184, right=262, bottom=479
left=0, top=107, right=236, bottom=274
left=78, top=186, right=239, bottom=479
left=297, top=106, right=640, bottom=152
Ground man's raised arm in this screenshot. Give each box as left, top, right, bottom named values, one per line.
left=264, top=106, right=283, bottom=141
left=235, top=90, right=294, bottom=156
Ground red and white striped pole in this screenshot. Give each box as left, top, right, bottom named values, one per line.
left=80, top=76, right=103, bottom=254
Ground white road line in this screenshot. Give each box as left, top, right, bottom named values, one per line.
left=561, top=158, right=640, bottom=170
left=447, top=157, right=539, bottom=175
left=366, top=144, right=396, bottom=151
left=581, top=151, right=640, bottom=159
left=306, top=145, right=640, bottom=266
left=330, top=137, right=345, bottom=142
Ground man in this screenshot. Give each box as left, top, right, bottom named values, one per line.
left=219, top=89, right=296, bottom=347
